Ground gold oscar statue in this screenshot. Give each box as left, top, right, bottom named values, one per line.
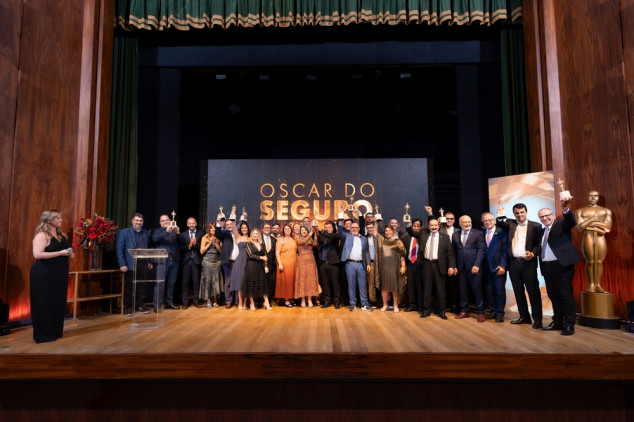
left=403, top=203, right=411, bottom=223
left=169, top=210, right=178, bottom=228
left=575, top=190, right=617, bottom=327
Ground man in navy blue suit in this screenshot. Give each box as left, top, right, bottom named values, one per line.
left=337, top=219, right=372, bottom=312
left=180, top=217, right=204, bottom=309
left=151, top=214, right=181, bottom=309
left=116, top=213, right=151, bottom=315
left=481, top=212, right=509, bottom=323
left=452, top=215, right=487, bottom=322
left=537, top=200, right=582, bottom=335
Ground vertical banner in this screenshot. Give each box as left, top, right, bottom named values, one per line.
left=206, top=158, right=429, bottom=230
left=488, top=171, right=555, bottom=315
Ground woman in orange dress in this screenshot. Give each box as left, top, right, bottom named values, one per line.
left=294, top=225, right=320, bottom=307
left=275, top=223, right=297, bottom=307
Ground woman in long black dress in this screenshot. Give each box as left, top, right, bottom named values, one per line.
left=30, top=210, right=74, bottom=343
left=241, top=228, right=272, bottom=311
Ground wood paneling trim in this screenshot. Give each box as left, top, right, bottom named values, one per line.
left=0, top=353, right=633, bottom=381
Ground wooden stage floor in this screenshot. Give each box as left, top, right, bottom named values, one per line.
left=1, top=304, right=633, bottom=381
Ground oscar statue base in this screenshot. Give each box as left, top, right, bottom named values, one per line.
left=577, top=291, right=620, bottom=330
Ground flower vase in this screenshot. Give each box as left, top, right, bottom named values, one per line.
left=90, top=249, right=103, bottom=271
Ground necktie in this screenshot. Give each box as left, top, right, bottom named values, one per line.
left=410, top=238, right=417, bottom=263
left=462, top=231, right=468, bottom=246
left=486, top=230, right=493, bottom=247
left=541, top=226, right=550, bottom=259
left=427, top=234, right=435, bottom=260
left=190, top=231, right=195, bottom=240
left=265, top=236, right=271, bottom=252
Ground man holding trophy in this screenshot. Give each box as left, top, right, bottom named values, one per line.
left=537, top=180, right=581, bottom=335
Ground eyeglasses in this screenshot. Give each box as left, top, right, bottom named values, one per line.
left=482, top=219, right=495, bottom=222
left=538, top=214, right=553, bottom=219
left=446, top=218, right=455, bottom=220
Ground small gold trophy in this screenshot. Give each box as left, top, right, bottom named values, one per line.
left=337, top=204, right=345, bottom=220
left=239, top=207, right=248, bottom=221
left=496, top=200, right=505, bottom=217
left=403, top=203, right=411, bottom=223
left=438, top=207, right=446, bottom=224
left=347, top=195, right=356, bottom=213
left=557, top=177, right=573, bottom=201
left=312, top=219, right=319, bottom=228
left=374, top=204, right=382, bottom=221
left=217, top=205, right=226, bottom=221
left=170, top=210, right=178, bottom=228
left=229, top=205, right=237, bottom=221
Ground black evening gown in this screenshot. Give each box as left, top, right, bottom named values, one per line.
left=29, top=236, right=69, bottom=343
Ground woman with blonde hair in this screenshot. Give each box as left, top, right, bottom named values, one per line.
left=275, top=223, right=297, bottom=307
left=30, top=210, right=74, bottom=343
left=200, top=223, right=223, bottom=308
left=241, top=228, right=273, bottom=311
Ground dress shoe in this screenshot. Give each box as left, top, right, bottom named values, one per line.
left=165, top=303, right=179, bottom=310
left=225, top=303, right=233, bottom=309
left=195, top=303, right=203, bottom=308
left=532, top=321, right=543, bottom=329
left=542, top=321, right=564, bottom=331
left=477, top=314, right=486, bottom=323
left=510, top=317, right=532, bottom=325
left=455, top=312, right=469, bottom=319
left=136, top=306, right=149, bottom=314
left=495, top=315, right=504, bottom=323
left=405, top=305, right=416, bottom=313
left=561, top=325, right=575, bottom=336
left=420, top=311, right=431, bottom=318
left=182, top=304, right=190, bottom=310
left=321, top=302, right=331, bottom=309
left=437, top=312, right=448, bottom=320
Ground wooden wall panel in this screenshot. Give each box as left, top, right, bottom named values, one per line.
left=523, top=0, right=634, bottom=318
left=1, top=0, right=113, bottom=321
left=0, top=0, right=23, bottom=307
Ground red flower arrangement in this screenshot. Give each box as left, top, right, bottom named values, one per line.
left=73, top=213, right=118, bottom=252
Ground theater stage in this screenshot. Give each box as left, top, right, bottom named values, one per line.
left=1, top=305, right=632, bottom=381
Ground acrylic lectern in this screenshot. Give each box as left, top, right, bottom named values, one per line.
left=128, top=248, right=167, bottom=329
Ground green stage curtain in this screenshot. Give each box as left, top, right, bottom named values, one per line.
left=500, top=25, right=529, bottom=175
left=116, top=0, right=523, bottom=30
left=107, top=36, right=139, bottom=229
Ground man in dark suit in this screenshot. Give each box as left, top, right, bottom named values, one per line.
left=261, top=222, right=277, bottom=305
left=151, top=213, right=181, bottom=310
left=406, top=218, right=455, bottom=320
left=537, top=201, right=582, bottom=335
left=452, top=215, right=487, bottom=322
left=216, top=217, right=238, bottom=308
left=318, top=221, right=342, bottom=309
left=401, top=218, right=424, bottom=313
left=439, top=211, right=460, bottom=314
left=116, top=213, right=152, bottom=315
left=496, top=202, right=543, bottom=328
left=481, top=212, right=509, bottom=323
left=179, top=217, right=204, bottom=309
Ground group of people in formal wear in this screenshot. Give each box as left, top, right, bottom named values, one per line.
left=111, top=196, right=580, bottom=335
left=28, top=194, right=581, bottom=343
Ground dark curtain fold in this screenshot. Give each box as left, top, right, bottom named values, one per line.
left=115, top=0, right=523, bottom=30
left=107, top=36, right=139, bottom=229
left=500, top=25, right=529, bottom=175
